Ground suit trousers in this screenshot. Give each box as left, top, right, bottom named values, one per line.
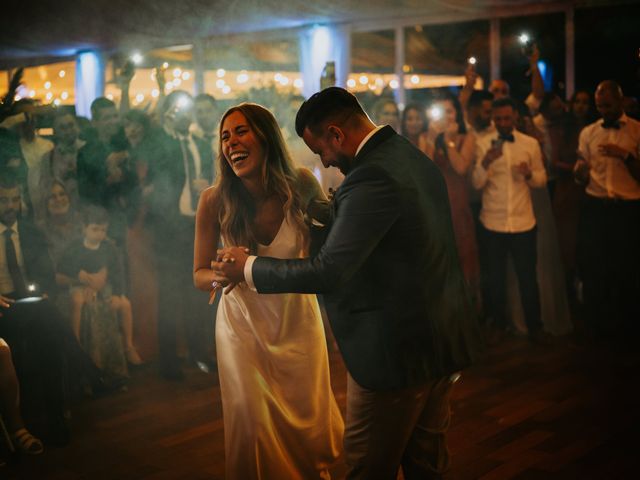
left=152, top=216, right=212, bottom=368
left=0, top=297, right=99, bottom=423
left=344, top=373, right=457, bottom=480
left=482, top=226, right=542, bottom=334
left=577, top=196, right=640, bottom=337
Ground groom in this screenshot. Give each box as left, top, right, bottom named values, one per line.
left=213, top=87, right=481, bottom=479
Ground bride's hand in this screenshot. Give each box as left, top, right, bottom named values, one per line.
left=211, top=246, right=250, bottom=296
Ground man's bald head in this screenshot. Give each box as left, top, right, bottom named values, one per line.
left=596, top=80, right=624, bottom=100
left=595, top=80, right=624, bottom=122
left=489, top=79, right=510, bottom=100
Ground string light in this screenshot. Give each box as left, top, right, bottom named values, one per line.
left=274, top=73, right=283, bottom=82
left=173, top=78, right=182, bottom=87
left=54, top=99, right=61, bottom=106
left=29, top=90, right=36, bottom=98
left=347, top=79, right=356, bottom=88
left=222, top=85, right=231, bottom=94
left=172, top=68, right=182, bottom=78
left=106, top=93, right=114, bottom=100
left=162, top=62, right=169, bottom=69
left=359, top=75, right=368, bottom=85
left=151, top=89, right=159, bottom=98
left=44, top=81, right=51, bottom=90
left=389, top=79, right=399, bottom=89
left=45, top=92, right=53, bottom=101
left=411, top=75, right=420, bottom=84
left=181, top=71, right=191, bottom=81
left=58, top=70, right=66, bottom=78
left=61, top=91, right=69, bottom=100
left=279, top=76, right=290, bottom=86
left=135, top=93, right=144, bottom=103
left=216, top=79, right=225, bottom=89
left=131, top=52, right=143, bottom=65
left=216, top=68, right=226, bottom=78
left=237, top=72, right=249, bottom=84
left=14, top=94, right=21, bottom=101
left=293, top=78, right=303, bottom=89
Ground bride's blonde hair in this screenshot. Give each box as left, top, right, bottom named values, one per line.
left=216, top=103, right=308, bottom=251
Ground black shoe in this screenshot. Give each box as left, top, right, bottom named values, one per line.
left=160, top=364, right=184, bottom=381
left=91, top=373, right=128, bottom=396
left=529, top=330, right=553, bottom=346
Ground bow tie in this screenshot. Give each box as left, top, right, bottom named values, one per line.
left=498, top=133, right=515, bottom=142
left=601, top=120, right=621, bottom=130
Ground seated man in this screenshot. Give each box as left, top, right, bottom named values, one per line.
left=0, top=172, right=120, bottom=444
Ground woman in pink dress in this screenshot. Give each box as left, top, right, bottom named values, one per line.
left=421, top=94, right=481, bottom=307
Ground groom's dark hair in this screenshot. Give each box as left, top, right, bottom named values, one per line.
left=295, top=87, right=367, bottom=137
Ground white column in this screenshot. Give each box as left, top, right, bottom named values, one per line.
left=394, top=25, right=406, bottom=109
left=193, top=40, right=206, bottom=96
left=565, top=6, right=575, bottom=99
left=75, top=51, right=105, bottom=119
left=490, top=18, right=501, bottom=83
left=299, top=24, right=350, bottom=98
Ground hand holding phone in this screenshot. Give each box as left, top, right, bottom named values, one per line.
left=483, top=139, right=503, bottom=169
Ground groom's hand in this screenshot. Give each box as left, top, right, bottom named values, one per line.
left=213, top=246, right=250, bottom=291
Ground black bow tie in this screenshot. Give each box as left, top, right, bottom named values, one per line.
left=498, top=133, right=515, bottom=142
left=601, top=120, right=621, bottom=130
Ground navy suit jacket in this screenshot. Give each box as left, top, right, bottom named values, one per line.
left=252, top=126, right=482, bottom=390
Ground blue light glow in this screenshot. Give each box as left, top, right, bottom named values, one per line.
left=75, top=51, right=104, bottom=118
left=537, top=60, right=552, bottom=91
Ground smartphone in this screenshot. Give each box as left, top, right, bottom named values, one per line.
left=518, top=33, right=535, bottom=57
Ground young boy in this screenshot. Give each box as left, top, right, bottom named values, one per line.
left=58, top=205, right=142, bottom=365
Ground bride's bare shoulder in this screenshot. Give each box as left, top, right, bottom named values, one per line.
left=295, top=167, right=326, bottom=203
left=199, top=185, right=222, bottom=214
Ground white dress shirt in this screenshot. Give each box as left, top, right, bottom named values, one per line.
left=20, top=136, right=54, bottom=216
left=0, top=222, right=26, bottom=295
left=577, top=114, right=640, bottom=200
left=473, top=129, right=547, bottom=233
left=177, top=133, right=204, bottom=217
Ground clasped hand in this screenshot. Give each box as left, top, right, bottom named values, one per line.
left=209, top=247, right=251, bottom=300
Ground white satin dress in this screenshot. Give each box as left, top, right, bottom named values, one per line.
left=216, top=214, right=344, bottom=479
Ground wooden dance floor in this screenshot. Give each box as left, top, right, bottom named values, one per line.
left=4, top=335, right=639, bottom=479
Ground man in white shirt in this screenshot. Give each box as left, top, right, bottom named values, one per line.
left=472, top=97, right=548, bottom=342
left=12, top=100, right=54, bottom=218
left=574, top=80, right=640, bottom=338
left=190, top=93, right=219, bottom=163
left=152, top=91, right=215, bottom=380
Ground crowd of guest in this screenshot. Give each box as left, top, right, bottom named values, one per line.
left=372, top=45, right=640, bottom=347
left=0, top=45, right=638, bottom=461
left=0, top=67, right=222, bottom=454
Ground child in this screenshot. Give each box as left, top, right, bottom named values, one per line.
left=58, top=205, right=142, bottom=365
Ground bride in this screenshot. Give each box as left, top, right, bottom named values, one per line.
left=193, top=103, right=344, bottom=479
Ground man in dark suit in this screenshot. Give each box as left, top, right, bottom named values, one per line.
left=0, top=172, right=118, bottom=444
left=148, top=91, right=216, bottom=380
left=213, top=88, right=481, bottom=479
